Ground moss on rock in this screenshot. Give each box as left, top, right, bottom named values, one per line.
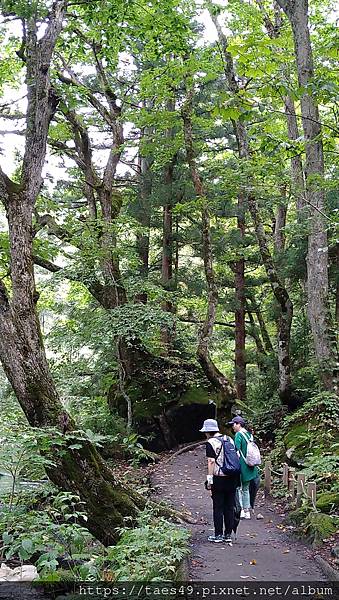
left=287, top=505, right=310, bottom=526
left=180, top=386, right=211, bottom=405
left=288, top=505, right=337, bottom=543
left=304, top=512, right=337, bottom=547
left=316, top=492, right=339, bottom=513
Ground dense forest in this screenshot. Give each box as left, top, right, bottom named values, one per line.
left=0, top=0, right=338, bottom=584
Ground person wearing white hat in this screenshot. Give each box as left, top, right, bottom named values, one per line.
left=200, top=418, right=240, bottom=543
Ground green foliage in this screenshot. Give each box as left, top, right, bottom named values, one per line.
left=245, top=368, right=285, bottom=442
left=103, top=509, right=190, bottom=581
left=67, top=395, right=125, bottom=437
left=0, top=491, right=96, bottom=579
left=278, top=391, right=339, bottom=432
left=0, top=498, right=189, bottom=581
left=0, top=0, right=338, bottom=568
left=302, top=451, right=339, bottom=490
left=0, top=424, right=67, bottom=508
left=271, top=392, right=339, bottom=468
left=268, top=391, right=339, bottom=542
left=66, top=396, right=155, bottom=465
left=288, top=506, right=338, bottom=546
left=316, top=491, right=339, bottom=514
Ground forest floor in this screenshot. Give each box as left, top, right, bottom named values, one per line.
left=151, top=445, right=330, bottom=582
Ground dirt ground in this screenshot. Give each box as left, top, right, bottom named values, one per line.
left=151, top=446, right=328, bottom=582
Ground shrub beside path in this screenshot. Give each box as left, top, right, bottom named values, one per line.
left=151, top=446, right=326, bottom=581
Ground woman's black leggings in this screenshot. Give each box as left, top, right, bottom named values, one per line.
left=211, top=476, right=238, bottom=536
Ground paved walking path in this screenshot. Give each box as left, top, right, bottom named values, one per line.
left=152, top=446, right=326, bottom=581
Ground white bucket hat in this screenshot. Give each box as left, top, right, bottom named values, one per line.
left=199, top=418, right=219, bottom=433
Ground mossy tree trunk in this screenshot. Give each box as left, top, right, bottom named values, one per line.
left=0, top=4, right=146, bottom=546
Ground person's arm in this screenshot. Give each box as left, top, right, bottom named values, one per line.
left=207, top=458, right=215, bottom=477
left=205, top=441, right=216, bottom=489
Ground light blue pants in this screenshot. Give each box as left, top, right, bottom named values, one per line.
left=240, top=481, right=251, bottom=510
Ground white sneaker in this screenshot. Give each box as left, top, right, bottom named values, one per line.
left=244, top=509, right=251, bottom=519
left=240, top=509, right=246, bottom=519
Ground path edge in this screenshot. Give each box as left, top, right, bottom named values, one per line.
left=175, top=556, right=191, bottom=581
left=314, top=555, right=339, bottom=581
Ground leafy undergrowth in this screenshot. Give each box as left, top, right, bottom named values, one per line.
left=0, top=489, right=99, bottom=579
left=102, top=510, right=190, bottom=581
left=0, top=395, right=188, bottom=582
left=266, top=392, right=339, bottom=568
left=270, top=391, right=338, bottom=465
left=0, top=489, right=190, bottom=582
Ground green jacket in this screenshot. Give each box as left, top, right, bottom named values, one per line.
left=234, top=429, right=259, bottom=483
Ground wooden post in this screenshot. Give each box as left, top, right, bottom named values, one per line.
left=296, top=473, right=306, bottom=507
left=264, top=460, right=272, bottom=497
left=288, top=467, right=296, bottom=498
left=283, top=463, right=289, bottom=487
left=307, top=481, right=317, bottom=506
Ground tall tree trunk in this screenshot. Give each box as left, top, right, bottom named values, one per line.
left=234, top=257, right=246, bottom=400
left=135, top=138, right=153, bottom=304
left=208, top=5, right=294, bottom=404
left=257, top=0, right=306, bottom=217
left=234, top=194, right=246, bottom=401
left=161, top=115, right=177, bottom=354
left=181, top=85, right=236, bottom=405
left=249, top=199, right=293, bottom=402
left=208, top=3, right=249, bottom=402
left=161, top=99, right=178, bottom=353
left=274, top=200, right=287, bottom=255
left=246, top=305, right=266, bottom=372
left=0, top=5, right=147, bottom=546
left=247, top=296, right=274, bottom=354
left=283, top=94, right=306, bottom=217
left=276, top=0, right=338, bottom=392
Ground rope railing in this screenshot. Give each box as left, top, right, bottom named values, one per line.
left=264, top=460, right=317, bottom=509
left=268, top=466, right=283, bottom=477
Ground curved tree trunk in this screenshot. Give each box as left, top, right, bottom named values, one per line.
left=248, top=199, right=293, bottom=402
left=181, top=84, right=236, bottom=406
left=247, top=296, right=274, bottom=355
left=0, top=5, right=159, bottom=547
